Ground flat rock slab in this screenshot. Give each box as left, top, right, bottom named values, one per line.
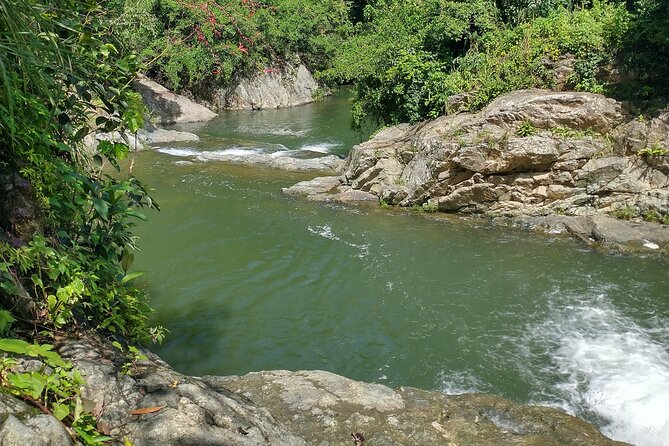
left=210, top=370, right=627, bottom=446
left=283, top=176, right=378, bottom=202
left=507, top=215, right=669, bottom=252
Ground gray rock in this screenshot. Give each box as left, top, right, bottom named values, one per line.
left=544, top=53, right=576, bottom=90
left=91, top=128, right=200, bottom=152
left=283, top=89, right=669, bottom=252
left=613, top=110, right=669, bottom=155
left=282, top=176, right=343, bottom=196
left=211, top=62, right=320, bottom=110
left=58, top=334, right=307, bottom=446
left=482, top=89, right=623, bottom=133
left=282, top=177, right=379, bottom=203
left=269, top=155, right=345, bottom=173
left=0, top=414, right=72, bottom=446
left=133, top=76, right=218, bottom=124
left=138, top=128, right=200, bottom=145
left=211, top=370, right=626, bottom=446
left=504, top=215, right=669, bottom=252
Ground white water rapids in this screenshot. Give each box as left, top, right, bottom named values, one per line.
left=440, top=289, right=669, bottom=446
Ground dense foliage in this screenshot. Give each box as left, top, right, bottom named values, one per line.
left=321, top=0, right=500, bottom=125
left=0, top=0, right=162, bottom=344
left=104, top=0, right=352, bottom=92
left=323, top=0, right=668, bottom=128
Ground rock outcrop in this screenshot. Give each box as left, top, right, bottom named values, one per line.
left=285, top=89, right=669, bottom=251
left=213, top=370, right=627, bottom=446
left=133, top=75, right=218, bottom=124
left=0, top=333, right=628, bottom=445
left=208, top=62, right=320, bottom=110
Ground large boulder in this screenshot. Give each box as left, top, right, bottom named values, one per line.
left=0, top=394, right=73, bottom=446
left=58, top=334, right=307, bottom=446
left=133, top=75, right=218, bottom=124
left=209, top=62, right=320, bottom=110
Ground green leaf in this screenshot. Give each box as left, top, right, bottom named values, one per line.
left=92, top=197, right=109, bottom=220
left=53, top=403, right=71, bottom=421
left=120, top=250, right=135, bottom=272
left=121, top=271, right=145, bottom=284
left=8, top=372, right=46, bottom=399
left=0, top=311, right=16, bottom=335
left=0, top=338, right=30, bottom=355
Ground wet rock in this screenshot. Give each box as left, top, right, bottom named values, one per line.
left=282, top=177, right=378, bottom=203
left=211, top=370, right=627, bottom=446
left=503, top=215, right=669, bottom=252
left=133, top=75, right=218, bottom=124
left=282, top=176, right=343, bottom=196
left=90, top=128, right=200, bottom=152
left=268, top=155, right=344, bottom=173
left=138, top=128, right=200, bottom=145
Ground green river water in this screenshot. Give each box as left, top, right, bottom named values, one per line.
left=131, top=91, right=669, bottom=446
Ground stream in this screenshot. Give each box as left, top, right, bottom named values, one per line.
left=132, top=91, right=669, bottom=446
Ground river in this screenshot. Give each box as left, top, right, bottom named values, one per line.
left=131, top=90, right=669, bottom=446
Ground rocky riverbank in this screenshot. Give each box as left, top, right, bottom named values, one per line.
left=284, top=89, right=669, bottom=252
left=0, top=332, right=627, bottom=446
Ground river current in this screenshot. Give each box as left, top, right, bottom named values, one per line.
left=132, top=91, right=669, bottom=446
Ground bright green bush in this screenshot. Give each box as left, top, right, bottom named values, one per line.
left=0, top=1, right=163, bottom=442
left=321, top=0, right=500, bottom=126
left=327, top=0, right=631, bottom=127
left=441, top=2, right=630, bottom=111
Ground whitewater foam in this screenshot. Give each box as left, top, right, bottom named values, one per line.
left=307, top=225, right=340, bottom=241
left=439, top=370, right=487, bottom=395
left=158, top=146, right=287, bottom=161
left=157, top=148, right=199, bottom=157
left=529, top=292, right=669, bottom=446
left=306, top=226, right=370, bottom=258
left=299, top=142, right=342, bottom=154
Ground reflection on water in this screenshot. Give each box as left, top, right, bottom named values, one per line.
left=132, top=93, right=669, bottom=446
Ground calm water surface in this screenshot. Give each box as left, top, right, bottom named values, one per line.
left=132, top=92, right=669, bottom=446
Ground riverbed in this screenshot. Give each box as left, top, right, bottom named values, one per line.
left=132, top=91, right=669, bottom=446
